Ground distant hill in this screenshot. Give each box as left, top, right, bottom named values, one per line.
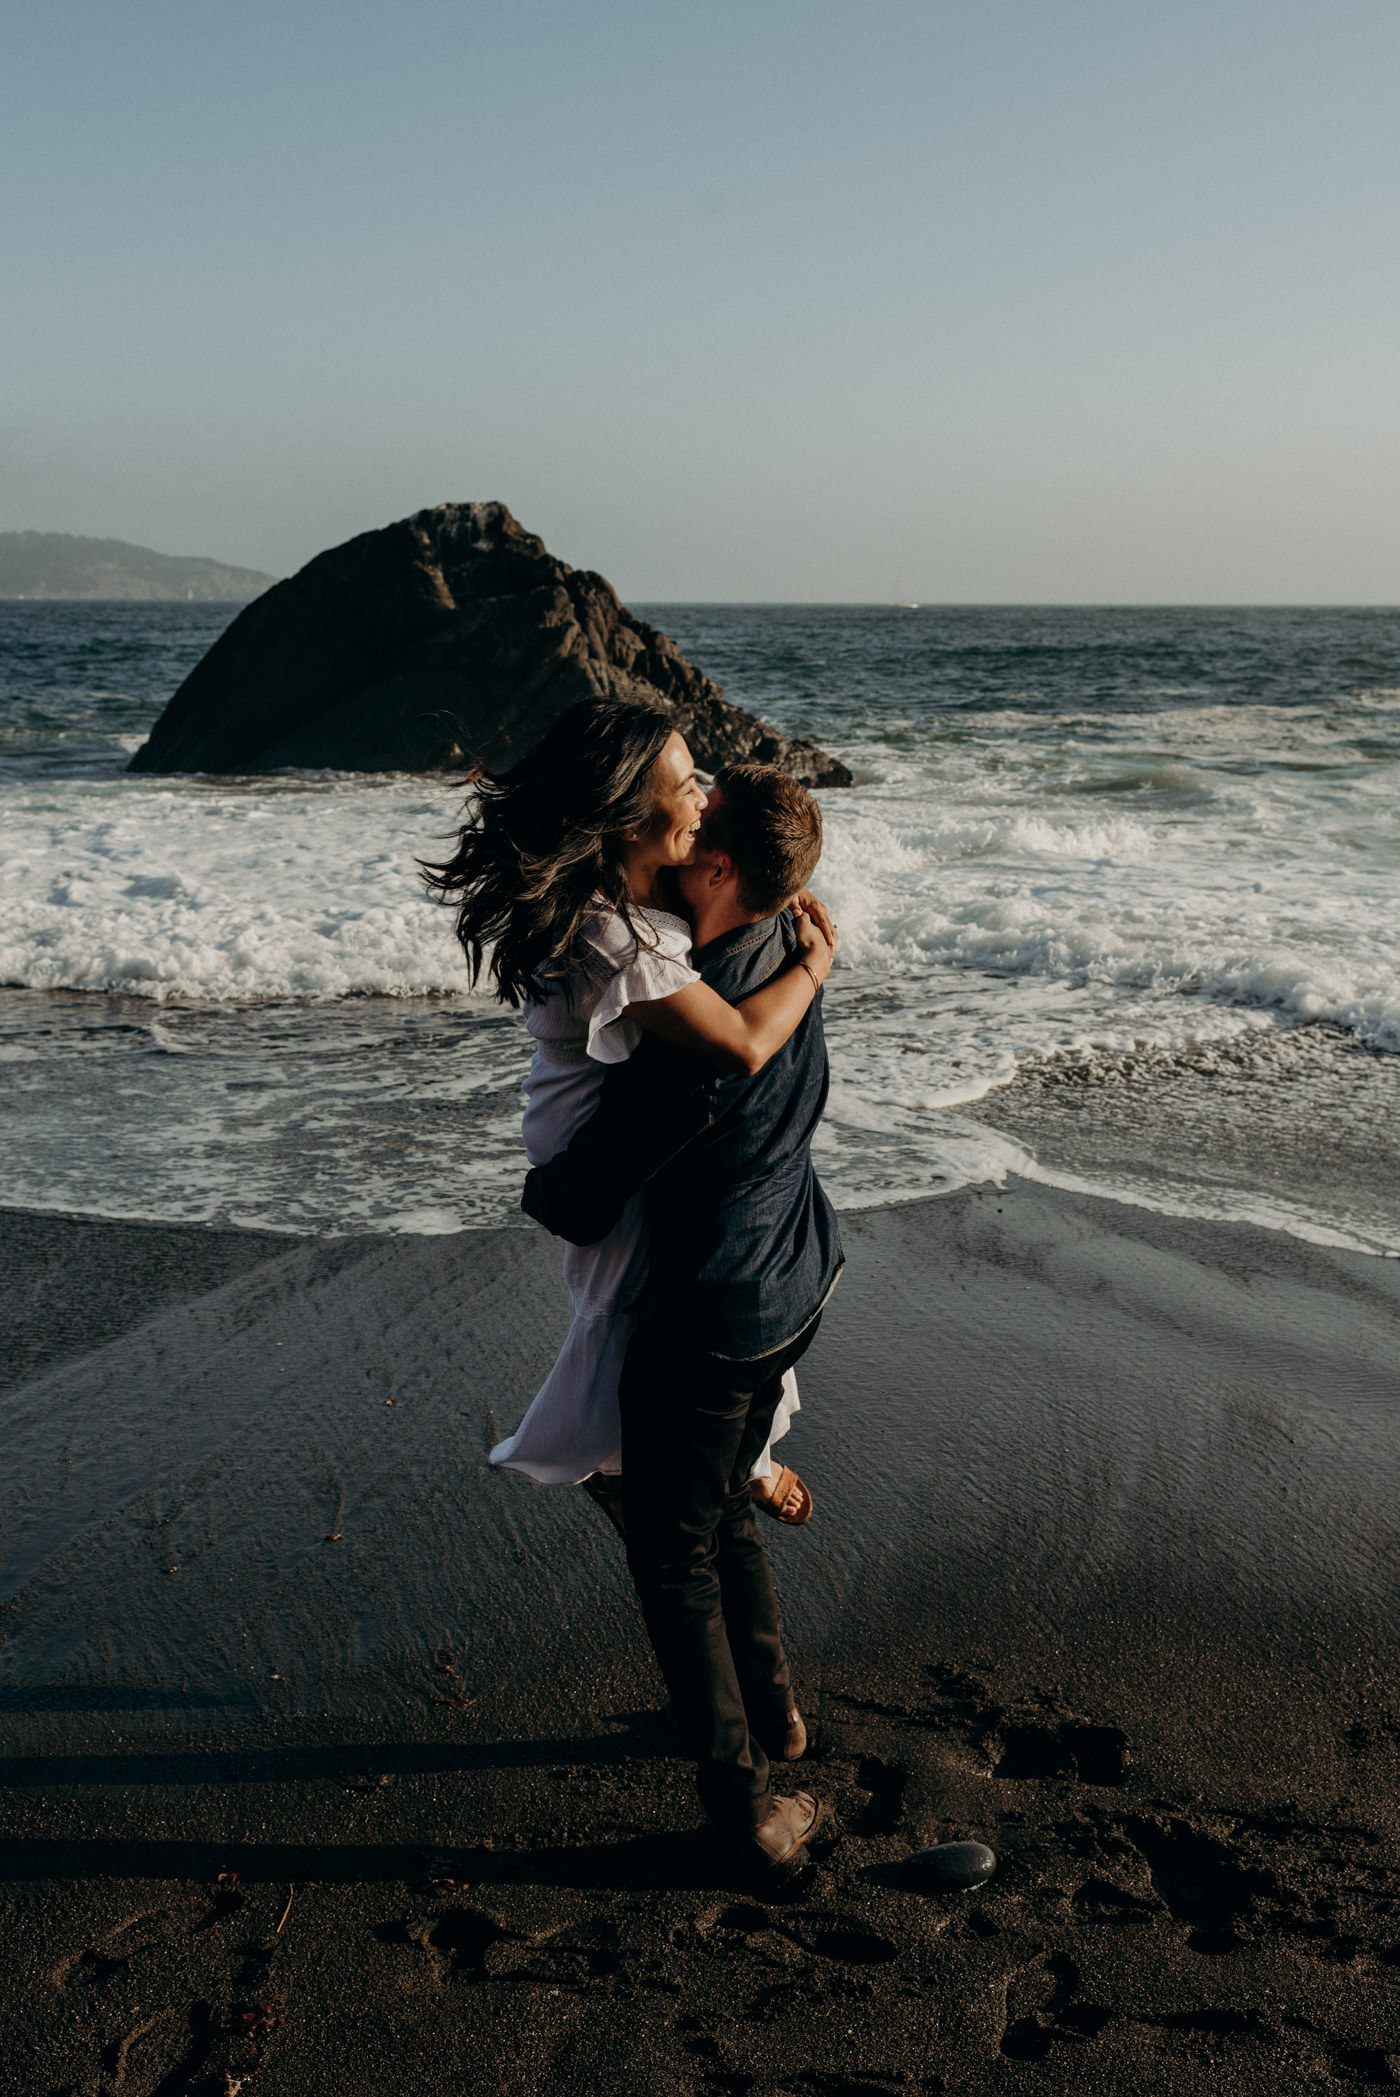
left=0, top=532, right=277, bottom=601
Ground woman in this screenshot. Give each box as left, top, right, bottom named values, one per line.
left=422, top=697, right=836, bottom=1523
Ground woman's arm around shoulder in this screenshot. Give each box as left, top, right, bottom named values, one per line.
left=627, top=905, right=837, bottom=1075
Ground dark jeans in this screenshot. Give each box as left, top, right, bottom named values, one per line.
left=618, top=1314, right=822, bottom=1829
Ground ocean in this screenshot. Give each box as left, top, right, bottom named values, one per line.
left=2, top=600, right=1398, bottom=1251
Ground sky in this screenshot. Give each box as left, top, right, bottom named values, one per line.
left=3, top=0, right=1398, bottom=601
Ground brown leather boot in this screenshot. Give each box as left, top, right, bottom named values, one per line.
left=761, top=1708, right=807, bottom=1761
left=742, top=1791, right=826, bottom=1883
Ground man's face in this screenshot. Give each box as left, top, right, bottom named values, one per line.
left=675, top=784, right=728, bottom=913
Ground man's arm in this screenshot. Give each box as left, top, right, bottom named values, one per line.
left=522, top=912, right=807, bottom=1247
left=521, top=1038, right=715, bottom=1246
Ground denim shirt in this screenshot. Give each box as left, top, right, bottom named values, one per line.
left=638, top=909, right=843, bottom=1360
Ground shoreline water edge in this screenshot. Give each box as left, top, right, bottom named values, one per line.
left=4, top=600, right=1400, bottom=1252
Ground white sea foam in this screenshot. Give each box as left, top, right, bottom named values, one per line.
left=0, top=777, right=475, bottom=1001
left=2, top=684, right=1399, bottom=1237
left=4, top=696, right=1399, bottom=1042
left=812, top=715, right=1400, bottom=1061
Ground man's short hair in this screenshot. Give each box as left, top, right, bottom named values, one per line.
left=708, top=763, right=824, bottom=916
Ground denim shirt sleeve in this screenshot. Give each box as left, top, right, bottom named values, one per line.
left=520, top=1036, right=714, bottom=1245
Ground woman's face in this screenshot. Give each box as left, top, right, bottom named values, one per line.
left=642, top=732, right=708, bottom=867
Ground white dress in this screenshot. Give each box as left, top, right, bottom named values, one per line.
left=489, top=901, right=799, bottom=1486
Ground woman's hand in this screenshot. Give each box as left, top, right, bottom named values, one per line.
left=793, top=888, right=837, bottom=948
left=794, top=907, right=835, bottom=985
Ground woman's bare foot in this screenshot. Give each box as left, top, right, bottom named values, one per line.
left=748, top=1465, right=813, bottom=1524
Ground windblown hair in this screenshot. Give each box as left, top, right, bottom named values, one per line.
left=707, top=762, right=824, bottom=915
left=420, top=698, right=674, bottom=1006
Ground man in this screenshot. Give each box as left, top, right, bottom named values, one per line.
left=524, top=762, right=843, bottom=1882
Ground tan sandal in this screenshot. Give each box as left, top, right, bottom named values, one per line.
left=749, top=1465, right=813, bottom=1525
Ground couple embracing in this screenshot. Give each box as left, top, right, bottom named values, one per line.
left=425, top=698, right=843, bottom=1884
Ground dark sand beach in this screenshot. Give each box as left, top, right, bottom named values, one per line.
left=2, top=1188, right=1399, bottom=2095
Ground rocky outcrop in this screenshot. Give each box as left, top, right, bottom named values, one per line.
left=128, top=504, right=851, bottom=785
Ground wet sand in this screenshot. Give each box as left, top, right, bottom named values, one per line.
left=2, top=1188, right=1399, bottom=2094
left=965, top=1021, right=1400, bottom=1256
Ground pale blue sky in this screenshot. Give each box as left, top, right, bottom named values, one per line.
left=3, top=1, right=1397, bottom=599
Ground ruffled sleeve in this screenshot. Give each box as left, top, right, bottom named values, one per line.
left=578, top=906, right=699, bottom=1064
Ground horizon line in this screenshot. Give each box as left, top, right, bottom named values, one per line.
left=3, top=593, right=1399, bottom=612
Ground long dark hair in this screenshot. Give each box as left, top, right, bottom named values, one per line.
left=420, top=697, right=675, bottom=1006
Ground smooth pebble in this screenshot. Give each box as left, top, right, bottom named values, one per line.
left=904, top=1840, right=997, bottom=1891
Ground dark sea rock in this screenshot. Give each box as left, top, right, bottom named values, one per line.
left=127, top=503, right=851, bottom=785
left=902, top=1841, right=998, bottom=1892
